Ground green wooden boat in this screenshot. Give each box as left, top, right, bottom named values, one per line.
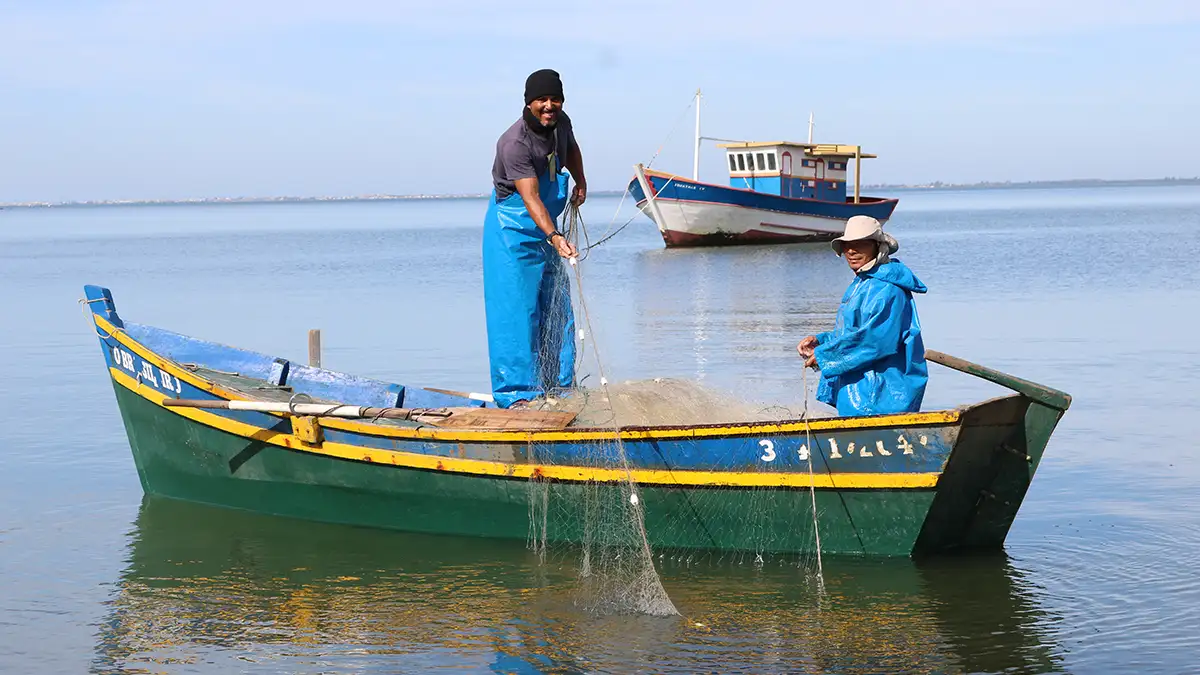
left=83, top=284, right=1071, bottom=557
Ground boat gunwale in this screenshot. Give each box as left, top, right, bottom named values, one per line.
left=632, top=167, right=900, bottom=207
left=108, top=366, right=944, bottom=490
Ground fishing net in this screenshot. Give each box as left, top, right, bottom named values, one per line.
left=523, top=203, right=677, bottom=617
left=521, top=202, right=830, bottom=616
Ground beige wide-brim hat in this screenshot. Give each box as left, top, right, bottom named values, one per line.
left=831, top=215, right=899, bottom=256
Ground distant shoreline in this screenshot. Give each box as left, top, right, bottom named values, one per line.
left=2, top=177, right=1198, bottom=209
left=867, top=177, right=1200, bottom=191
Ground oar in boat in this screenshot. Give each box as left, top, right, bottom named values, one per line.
left=161, top=399, right=575, bottom=430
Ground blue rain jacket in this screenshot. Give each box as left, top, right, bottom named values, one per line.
left=482, top=169, right=576, bottom=408
left=814, top=258, right=928, bottom=416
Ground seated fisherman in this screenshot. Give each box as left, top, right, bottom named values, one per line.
left=797, top=215, right=929, bottom=416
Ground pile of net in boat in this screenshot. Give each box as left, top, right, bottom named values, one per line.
left=538, top=377, right=833, bottom=428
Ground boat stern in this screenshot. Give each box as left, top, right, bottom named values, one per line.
left=914, top=352, right=1073, bottom=555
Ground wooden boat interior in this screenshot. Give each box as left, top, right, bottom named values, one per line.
left=114, top=315, right=1071, bottom=435
left=123, top=321, right=487, bottom=417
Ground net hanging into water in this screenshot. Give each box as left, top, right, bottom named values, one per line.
left=521, top=204, right=829, bottom=616
left=526, top=203, right=676, bottom=616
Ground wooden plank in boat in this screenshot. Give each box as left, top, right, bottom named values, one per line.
left=426, top=408, right=577, bottom=430
left=162, top=398, right=576, bottom=430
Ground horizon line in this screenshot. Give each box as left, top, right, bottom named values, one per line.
left=3, top=176, right=1198, bottom=209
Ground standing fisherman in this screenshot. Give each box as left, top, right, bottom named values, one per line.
left=482, top=69, right=588, bottom=409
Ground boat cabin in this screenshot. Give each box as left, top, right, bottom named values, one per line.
left=717, top=142, right=876, bottom=202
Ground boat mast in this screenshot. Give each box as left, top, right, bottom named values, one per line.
left=854, top=146, right=862, bottom=204
left=692, top=88, right=702, bottom=181
left=807, top=112, right=814, bottom=144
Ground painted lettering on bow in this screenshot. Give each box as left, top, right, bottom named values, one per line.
left=111, top=345, right=182, bottom=395
left=759, top=433, right=929, bottom=464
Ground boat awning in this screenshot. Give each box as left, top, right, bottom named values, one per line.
left=714, top=141, right=800, bottom=149
left=808, top=144, right=877, bottom=159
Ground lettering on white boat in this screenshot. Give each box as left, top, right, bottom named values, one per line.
left=759, top=439, right=776, bottom=462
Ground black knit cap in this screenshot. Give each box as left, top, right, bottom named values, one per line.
left=524, top=69, right=564, bottom=105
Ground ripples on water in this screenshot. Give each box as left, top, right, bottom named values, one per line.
left=2, top=185, right=1200, bottom=673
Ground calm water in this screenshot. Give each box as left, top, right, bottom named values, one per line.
left=2, top=186, right=1199, bottom=673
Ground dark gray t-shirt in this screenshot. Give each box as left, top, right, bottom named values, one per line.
left=491, top=112, right=576, bottom=200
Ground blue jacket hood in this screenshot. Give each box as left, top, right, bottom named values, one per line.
left=860, top=258, right=927, bottom=294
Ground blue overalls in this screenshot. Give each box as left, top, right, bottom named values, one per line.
left=482, top=169, right=577, bottom=408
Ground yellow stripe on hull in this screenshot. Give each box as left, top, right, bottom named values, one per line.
left=110, top=368, right=942, bottom=490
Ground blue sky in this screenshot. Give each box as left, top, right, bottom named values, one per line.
left=1, top=1, right=1198, bottom=203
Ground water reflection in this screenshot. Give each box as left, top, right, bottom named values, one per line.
left=645, top=553, right=1067, bottom=674
left=94, top=498, right=1066, bottom=673
left=633, top=243, right=847, bottom=405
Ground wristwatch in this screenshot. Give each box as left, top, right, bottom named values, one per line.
left=548, top=231, right=565, bottom=242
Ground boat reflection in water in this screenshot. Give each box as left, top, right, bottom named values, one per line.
left=630, top=242, right=850, bottom=404
left=93, top=497, right=1066, bottom=673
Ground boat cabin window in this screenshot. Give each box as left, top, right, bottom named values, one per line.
left=727, top=150, right=781, bottom=173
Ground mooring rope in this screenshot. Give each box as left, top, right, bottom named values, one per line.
left=78, top=297, right=125, bottom=340
left=569, top=91, right=693, bottom=255
left=645, top=95, right=696, bottom=172
left=569, top=173, right=678, bottom=259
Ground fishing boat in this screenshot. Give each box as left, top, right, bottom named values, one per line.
left=627, top=91, right=899, bottom=247
left=83, top=284, right=1071, bottom=557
